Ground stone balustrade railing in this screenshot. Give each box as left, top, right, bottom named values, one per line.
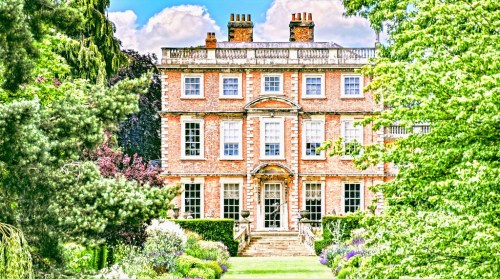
left=234, top=220, right=251, bottom=254
left=161, top=47, right=375, bottom=66
left=298, top=220, right=321, bottom=254
left=386, top=124, right=431, bottom=138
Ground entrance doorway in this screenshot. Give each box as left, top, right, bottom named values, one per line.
left=263, top=183, right=282, bottom=229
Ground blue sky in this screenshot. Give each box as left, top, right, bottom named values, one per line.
left=110, top=0, right=273, bottom=28
left=108, top=0, right=376, bottom=56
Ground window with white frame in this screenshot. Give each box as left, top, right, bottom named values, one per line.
left=262, top=74, right=283, bottom=94
left=341, top=74, right=363, bottom=97
left=182, top=120, right=203, bottom=159
left=261, top=118, right=284, bottom=158
left=342, top=120, right=363, bottom=156
left=305, top=183, right=322, bottom=222
left=220, top=121, right=242, bottom=159
left=303, top=74, right=325, bottom=97
left=344, top=183, right=362, bottom=213
left=222, top=183, right=240, bottom=220
left=184, top=183, right=202, bottom=218
left=220, top=74, right=242, bottom=98
left=303, top=121, right=324, bottom=158
left=182, top=74, right=204, bottom=97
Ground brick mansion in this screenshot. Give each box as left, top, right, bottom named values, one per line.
left=159, top=13, right=391, bottom=231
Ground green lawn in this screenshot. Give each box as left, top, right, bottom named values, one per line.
left=223, top=256, right=333, bottom=279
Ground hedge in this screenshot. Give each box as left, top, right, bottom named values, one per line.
left=174, top=219, right=239, bottom=256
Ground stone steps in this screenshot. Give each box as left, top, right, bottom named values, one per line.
left=239, top=232, right=314, bottom=257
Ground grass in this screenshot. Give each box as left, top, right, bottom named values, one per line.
left=223, top=256, right=333, bottom=279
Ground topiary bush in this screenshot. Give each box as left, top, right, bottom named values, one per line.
left=174, top=219, right=238, bottom=256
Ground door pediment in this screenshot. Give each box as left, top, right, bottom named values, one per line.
left=244, top=96, right=301, bottom=111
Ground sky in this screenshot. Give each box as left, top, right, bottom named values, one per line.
left=108, top=0, right=376, bottom=57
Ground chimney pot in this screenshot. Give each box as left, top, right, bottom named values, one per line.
left=297, top=13, right=301, bottom=20
left=289, top=11, right=315, bottom=42
left=242, top=14, right=246, bottom=21
left=230, top=13, right=234, bottom=21
left=236, top=14, right=240, bottom=21
left=292, top=13, right=296, bottom=21
left=248, top=14, right=251, bottom=21
left=228, top=13, right=254, bottom=42
left=308, top=13, right=312, bottom=21
left=303, top=12, right=307, bottom=21
left=205, top=32, right=217, bottom=48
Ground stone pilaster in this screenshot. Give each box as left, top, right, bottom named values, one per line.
left=161, top=73, right=169, bottom=172
left=291, top=72, right=299, bottom=103
left=290, top=116, right=300, bottom=230
left=245, top=71, right=253, bottom=103
left=246, top=116, right=256, bottom=229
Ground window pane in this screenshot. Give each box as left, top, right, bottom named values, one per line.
left=305, top=183, right=322, bottom=224
left=344, top=76, right=360, bottom=95
left=222, top=121, right=241, bottom=157
left=184, top=183, right=201, bottom=218
left=264, top=76, right=281, bottom=92
left=304, top=121, right=323, bottom=156
left=344, top=183, right=361, bottom=213
left=185, top=122, right=201, bottom=156
left=184, top=77, right=201, bottom=96
left=343, top=121, right=363, bottom=155
left=223, top=183, right=240, bottom=219
left=223, top=77, right=239, bottom=96
left=305, top=77, right=322, bottom=95
left=264, top=121, right=281, bottom=156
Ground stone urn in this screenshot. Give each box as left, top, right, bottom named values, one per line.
left=240, top=210, right=250, bottom=220
left=299, top=209, right=310, bottom=220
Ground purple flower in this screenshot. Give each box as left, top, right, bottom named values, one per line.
left=319, top=257, right=328, bottom=265
left=175, top=251, right=184, bottom=256
left=220, top=264, right=228, bottom=273
left=351, top=237, right=365, bottom=246
left=345, top=250, right=363, bottom=260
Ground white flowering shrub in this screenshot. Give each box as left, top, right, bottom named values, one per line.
left=96, top=264, right=135, bottom=279
left=143, top=219, right=187, bottom=273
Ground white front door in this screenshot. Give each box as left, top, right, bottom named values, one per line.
left=262, top=183, right=283, bottom=229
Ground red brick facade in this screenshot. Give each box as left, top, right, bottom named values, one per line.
left=159, top=13, right=383, bottom=231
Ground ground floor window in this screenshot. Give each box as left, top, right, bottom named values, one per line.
left=223, top=183, right=240, bottom=220
left=184, top=183, right=201, bottom=218
left=344, top=183, right=361, bottom=213
left=305, top=183, right=322, bottom=223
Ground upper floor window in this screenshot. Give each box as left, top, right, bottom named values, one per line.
left=341, top=74, right=363, bottom=98
left=341, top=119, right=363, bottom=157
left=220, top=74, right=242, bottom=98
left=182, top=74, right=204, bottom=98
left=343, top=183, right=362, bottom=213
left=261, top=118, right=284, bottom=159
left=220, top=120, right=242, bottom=159
left=303, top=120, right=325, bottom=159
left=302, top=74, right=325, bottom=98
left=181, top=119, right=204, bottom=159
left=261, top=74, right=283, bottom=95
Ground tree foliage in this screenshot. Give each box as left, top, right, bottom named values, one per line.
left=110, top=50, right=162, bottom=162
left=331, top=0, right=500, bottom=277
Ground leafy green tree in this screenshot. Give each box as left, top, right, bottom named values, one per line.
left=319, top=0, right=500, bottom=277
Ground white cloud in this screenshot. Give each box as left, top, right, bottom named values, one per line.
left=255, top=0, right=375, bottom=47
left=109, top=5, right=222, bottom=57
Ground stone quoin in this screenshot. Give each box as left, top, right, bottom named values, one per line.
left=158, top=12, right=390, bottom=231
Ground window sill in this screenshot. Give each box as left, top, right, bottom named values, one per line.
left=340, top=96, right=365, bottom=99
left=301, top=96, right=326, bottom=99
left=219, top=96, right=243, bottom=100
left=340, top=156, right=357, bottom=161
left=302, top=157, right=326, bottom=161
left=219, top=157, right=244, bottom=161
left=259, top=157, right=286, bottom=161
left=180, top=96, right=205, bottom=100
left=180, top=157, right=206, bottom=161
left=261, top=92, right=284, bottom=96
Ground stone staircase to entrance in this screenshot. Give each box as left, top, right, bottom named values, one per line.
left=239, top=232, right=314, bottom=257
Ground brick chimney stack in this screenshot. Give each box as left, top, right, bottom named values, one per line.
left=289, top=12, right=315, bottom=42
left=205, top=32, right=217, bottom=48
left=228, top=13, right=253, bottom=42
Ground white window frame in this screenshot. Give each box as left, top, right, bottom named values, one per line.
left=260, top=117, right=285, bottom=160
left=302, top=118, right=325, bottom=159
left=181, top=73, right=204, bottom=98
left=181, top=117, right=204, bottom=160
left=261, top=73, right=283, bottom=95
left=340, top=73, right=364, bottom=98
left=220, top=120, right=243, bottom=160
left=219, top=177, right=244, bottom=219
left=340, top=118, right=364, bottom=159
left=302, top=181, right=326, bottom=217
left=302, top=73, right=325, bottom=98
left=219, top=73, right=242, bottom=99
left=181, top=177, right=205, bottom=218
left=341, top=181, right=364, bottom=214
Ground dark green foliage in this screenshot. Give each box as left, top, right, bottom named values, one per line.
left=321, top=215, right=362, bottom=243
left=174, top=219, right=239, bottom=256
left=314, top=239, right=329, bottom=256
left=110, top=50, right=161, bottom=162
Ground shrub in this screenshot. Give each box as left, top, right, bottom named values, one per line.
left=187, top=267, right=215, bottom=279
left=174, top=219, right=238, bottom=256
left=174, top=255, right=217, bottom=279
left=203, top=261, right=223, bottom=279
left=143, top=219, right=187, bottom=273
left=185, top=240, right=230, bottom=267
